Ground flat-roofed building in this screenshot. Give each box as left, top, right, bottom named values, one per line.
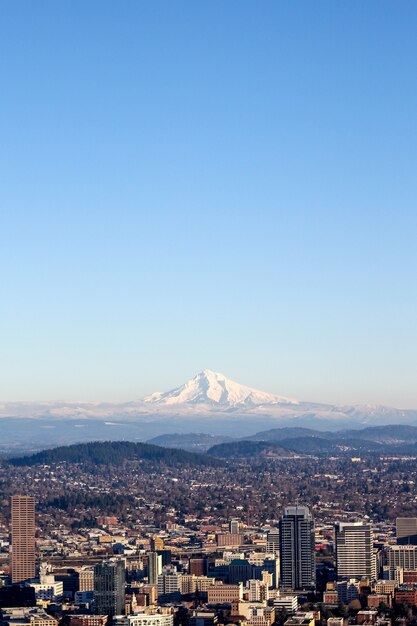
left=327, top=619, right=346, bottom=626
left=322, top=591, right=338, bottom=605
left=397, top=518, right=417, bottom=545
left=367, top=594, right=392, bottom=608
left=267, top=530, right=279, bottom=557
left=189, top=612, right=217, bottom=626
left=11, top=496, right=36, bottom=584
left=335, top=522, right=375, bottom=581
left=273, top=595, right=298, bottom=613
left=114, top=612, right=173, bottom=626
left=284, top=613, right=315, bottom=626
left=386, top=545, right=417, bottom=572
left=79, top=567, right=94, bottom=592
left=356, top=611, right=377, bottom=625
left=207, top=582, right=243, bottom=604
left=216, top=533, right=244, bottom=547
left=395, top=588, right=417, bottom=607
left=373, top=580, right=396, bottom=597
left=0, top=608, right=58, bottom=626
left=69, top=616, right=108, bottom=626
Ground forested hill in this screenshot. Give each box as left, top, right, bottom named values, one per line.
left=8, top=440, right=217, bottom=467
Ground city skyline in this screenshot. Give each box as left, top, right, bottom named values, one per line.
left=2, top=2, right=417, bottom=407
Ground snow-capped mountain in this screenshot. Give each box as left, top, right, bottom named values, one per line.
left=1, top=370, right=417, bottom=451
left=144, top=369, right=298, bottom=408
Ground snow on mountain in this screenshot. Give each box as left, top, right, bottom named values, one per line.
left=1, top=371, right=417, bottom=438
left=143, top=369, right=299, bottom=408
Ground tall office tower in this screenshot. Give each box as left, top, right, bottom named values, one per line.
left=94, top=560, right=125, bottom=616
left=147, top=552, right=162, bottom=585
left=158, top=549, right=172, bottom=567
left=157, top=565, right=181, bottom=601
left=386, top=545, right=417, bottom=572
left=267, top=528, right=280, bottom=556
left=279, top=505, right=315, bottom=590
left=11, top=495, right=36, bottom=583
left=150, top=536, right=164, bottom=551
left=397, top=518, right=417, bottom=545
left=335, top=522, right=375, bottom=581
left=79, top=566, right=95, bottom=591
left=189, top=558, right=207, bottom=576
left=229, top=519, right=240, bottom=534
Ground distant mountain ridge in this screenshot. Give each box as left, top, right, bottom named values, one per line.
left=244, top=424, right=417, bottom=443
left=207, top=424, right=417, bottom=458
left=1, top=371, right=417, bottom=450
left=150, top=424, right=417, bottom=455
left=6, top=426, right=417, bottom=464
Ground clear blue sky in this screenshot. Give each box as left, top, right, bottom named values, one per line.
left=1, top=1, right=417, bottom=406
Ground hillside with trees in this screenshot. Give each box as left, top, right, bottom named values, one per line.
left=8, top=440, right=217, bottom=467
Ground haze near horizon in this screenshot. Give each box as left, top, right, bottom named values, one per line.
left=1, top=1, right=417, bottom=407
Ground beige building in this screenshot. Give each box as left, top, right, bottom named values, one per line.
left=195, top=576, right=215, bottom=592
left=208, top=582, right=243, bottom=604
left=232, top=602, right=275, bottom=626
left=114, top=612, right=173, bottom=626
left=216, top=533, right=244, bottom=547
left=180, top=574, right=197, bottom=595
left=0, top=608, right=57, bottom=626
left=284, top=613, right=315, bottom=626
left=373, top=580, right=396, bottom=598
left=79, top=566, right=95, bottom=592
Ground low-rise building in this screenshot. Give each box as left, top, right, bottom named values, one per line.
left=367, top=594, right=392, bottom=608
left=323, top=591, right=338, bottom=606
left=394, top=587, right=417, bottom=607
left=114, top=611, right=173, bottom=626
left=0, top=608, right=58, bottom=626
left=273, top=595, right=298, bottom=614
left=207, top=582, right=243, bottom=604
left=356, top=611, right=378, bottom=625
left=189, top=612, right=218, bottom=626
left=69, top=616, right=108, bottom=626
left=284, top=613, right=315, bottom=626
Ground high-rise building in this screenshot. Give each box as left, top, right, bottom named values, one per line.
left=229, top=519, right=240, bottom=534
left=157, top=550, right=172, bottom=567
left=150, top=537, right=164, bottom=552
left=157, top=565, right=181, bottom=601
left=11, top=495, right=36, bottom=584
left=266, top=529, right=279, bottom=556
left=189, top=558, right=207, bottom=577
left=147, top=552, right=162, bottom=585
left=94, top=560, right=125, bottom=616
left=335, top=522, right=375, bottom=581
left=386, top=545, right=417, bottom=572
left=279, top=505, right=315, bottom=590
left=396, top=518, right=417, bottom=545
left=79, top=567, right=95, bottom=592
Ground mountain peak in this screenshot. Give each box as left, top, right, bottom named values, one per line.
left=143, top=370, right=298, bottom=408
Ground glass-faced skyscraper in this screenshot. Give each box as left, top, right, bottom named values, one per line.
left=279, top=505, right=315, bottom=590
left=94, top=560, right=125, bottom=616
